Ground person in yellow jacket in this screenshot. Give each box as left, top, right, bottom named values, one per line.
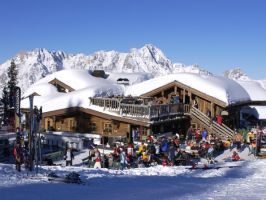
left=247, top=131, right=255, bottom=143
left=138, top=142, right=146, bottom=155
left=223, top=139, right=231, bottom=149
left=141, top=151, right=150, bottom=167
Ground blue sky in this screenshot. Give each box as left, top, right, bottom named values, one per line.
left=0, top=0, right=266, bottom=79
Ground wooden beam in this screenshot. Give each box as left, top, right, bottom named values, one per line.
left=183, top=89, right=186, bottom=103
left=141, top=81, right=227, bottom=108
left=211, top=102, right=214, bottom=118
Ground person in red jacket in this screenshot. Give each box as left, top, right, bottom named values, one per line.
left=162, top=157, right=168, bottom=166
left=231, top=151, right=240, bottom=161
left=216, top=114, right=223, bottom=125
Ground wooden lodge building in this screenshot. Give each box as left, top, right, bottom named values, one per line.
left=21, top=70, right=266, bottom=146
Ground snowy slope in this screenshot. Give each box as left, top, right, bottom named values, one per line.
left=0, top=148, right=264, bottom=200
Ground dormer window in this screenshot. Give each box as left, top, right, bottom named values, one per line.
left=48, top=78, right=74, bottom=93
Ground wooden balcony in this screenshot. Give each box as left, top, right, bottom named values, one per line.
left=89, top=97, right=190, bottom=121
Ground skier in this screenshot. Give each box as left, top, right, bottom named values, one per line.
left=13, top=143, right=22, bottom=172
left=65, top=148, right=74, bottom=166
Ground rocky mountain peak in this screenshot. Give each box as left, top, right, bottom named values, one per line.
left=0, top=44, right=210, bottom=95
left=224, top=68, right=250, bottom=81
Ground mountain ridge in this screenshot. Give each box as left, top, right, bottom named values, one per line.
left=0, top=44, right=256, bottom=95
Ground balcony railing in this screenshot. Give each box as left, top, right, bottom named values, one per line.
left=90, top=97, right=190, bottom=120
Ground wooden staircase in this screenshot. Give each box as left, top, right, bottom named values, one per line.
left=190, top=106, right=234, bottom=139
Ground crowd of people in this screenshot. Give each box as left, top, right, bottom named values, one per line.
left=5, top=125, right=266, bottom=171
left=80, top=126, right=266, bottom=170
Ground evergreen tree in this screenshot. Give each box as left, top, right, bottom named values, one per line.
left=7, top=60, right=18, bottom=108
left=0, top=60, right=19, bottom=125
left=7, top=59, right=18, bottom=90
left=1, top=87, right=9, bottom=124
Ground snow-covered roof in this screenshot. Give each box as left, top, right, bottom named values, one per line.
left=21, top=70, right=266, bottom=113
left=106, top=72, right=153, bottom=85
left=34, top=69, right=116, bottom=91
left=125, top=73, right=251, bottom=105
left=21, top=70, right=124, bottom=112
left=23, top=83, right=59, bottom=98
left=236, top=80, right=266, bottom=102
left=40, top=85, right=123, bottom=113
left=249, top=106, right=266, bottom=120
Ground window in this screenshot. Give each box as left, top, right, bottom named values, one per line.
left=90, top=123, right=97, bottom=132
left=104, top=123, right=112, bottom=134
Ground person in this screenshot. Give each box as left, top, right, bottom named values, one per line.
left=247, top=131, right=255, bottom=143
left=216, top=114, right=223, bottom=125
left=223, top=138, right=231, bottom=149
left=193, top=99, right=198, bottom=109
left=65, top=148, right=74, bottom=166
left=201, top=128, right=208, bottom=141
left=119, top=149, right=127, bottom=170
left=161, top=138, right=169, bottom=154
left=94, top=153, right=102, bottom=169
left=168, top=145, right=176, bottom=162
left=13, top=143, right=22, bottom=172
left=162, top=157, right=168, bottom=167
left=249, top=140, right=257, bottom=156
left=127, top=143, right=134, bottom=155
left=234, top=132, right=243, bottom=151
left=132, top=129, right=136, bottom=142
left=141, top=152, right=150, bottom=167
left=231, top=151, right=240, bottom=161
left=137, top=142, right=146, bottom=155
left=186, top=126, right=194, bottom=141
left=205, top=108, right=211, bottom=118
left=207, top=144, right=214, bottom=163
left=154, top=142, right=160, bottom=155
left=195, top=128, right=201, bottom=143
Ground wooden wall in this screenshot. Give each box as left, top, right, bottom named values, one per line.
left=42, top=113, right=130, bottom=137
left=146, top=84, right=226, bottom=118
left=90, top=116, right=129, bottom=137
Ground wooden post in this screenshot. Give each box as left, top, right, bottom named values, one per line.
left=183, top=89, right=186, bottom=103
left=211, top=102, right=214, bottom=118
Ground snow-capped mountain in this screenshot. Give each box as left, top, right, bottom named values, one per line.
left=224, top=68, right=250, bottom=81
left=224, top=68, right=266, bottom=91
left=0, top=44, right=209, bottom=95
left=172, top=63, right=212, bottom=75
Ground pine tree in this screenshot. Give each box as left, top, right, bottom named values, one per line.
left=7, top=59, right=18, bottom=90
left=0, top=60, right=19, bottom=125
left=1, top=87, right=9, bottom=124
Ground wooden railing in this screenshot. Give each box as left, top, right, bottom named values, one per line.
left=120, top=104, right=150, bottom=118
left=89, top=97, right=190, bottom=120
left=90, top=97, right=121, bottom=112
left=190, top=106, right=234, bottom=139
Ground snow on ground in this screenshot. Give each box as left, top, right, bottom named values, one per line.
left=1, top=148, right=265, bottom=200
